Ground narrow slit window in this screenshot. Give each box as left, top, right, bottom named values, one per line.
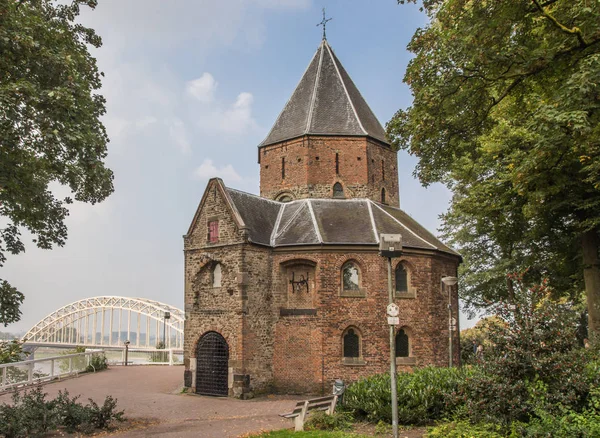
left=381, top=188, right=386, bottom=204
left=335, top=153, right=339, bottom=174
left=382, top=160, right=385, bottom=181
left=212, top=263, right=222, bottom=287
left=282, top=157, right=285, bottom=179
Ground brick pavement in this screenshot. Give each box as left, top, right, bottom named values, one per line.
left=0, top=366, right=301, bottom=437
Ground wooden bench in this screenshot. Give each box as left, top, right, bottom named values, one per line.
left=280, top=395, right=338, bottom=431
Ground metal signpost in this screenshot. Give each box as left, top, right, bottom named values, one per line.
left=441, top=276, right=458, bottom=367
left=380, top=234, right=403, bottom=438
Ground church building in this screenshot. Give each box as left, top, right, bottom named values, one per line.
left=183, top=37, right=461, bottom=397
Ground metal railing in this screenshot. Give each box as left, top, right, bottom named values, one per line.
left=107, top=348, right=183, bottom=366
left=0, top=351, right=105, bottom=393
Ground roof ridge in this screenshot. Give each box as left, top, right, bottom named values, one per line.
left=305, top=41, right=325, bottom=135
left=270, top=202, right=286, bottom=246
left=324, top=41, right=367, bottom=136
left=370, top=201, right=437, bottom=249
left=307, top=200, right=323, bottom=243
left=273, top=201, right=309, bottom=241
left=226, top=187, right=281, bottom=204
left=366, top=200, right=380, bottom=244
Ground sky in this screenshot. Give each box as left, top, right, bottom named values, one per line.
left=3, top=0, right=478, bottom=334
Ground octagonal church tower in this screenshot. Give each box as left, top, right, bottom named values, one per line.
left=183, top=37, right=461, bottom=398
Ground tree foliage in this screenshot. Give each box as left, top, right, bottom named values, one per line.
left=454, top=274, right=595, bottom=425
left=0, top=0, right=113, bottom=325
left=390, top=0, right=600, bottom=333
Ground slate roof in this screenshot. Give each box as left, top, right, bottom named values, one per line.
left=259, top=39, right=389, bottom=147
left=225, top=187, right=459, bottom=257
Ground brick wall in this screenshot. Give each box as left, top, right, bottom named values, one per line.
left=271, top=249, right=459, bottom=393
left=259, top=135, right=399, bottom=207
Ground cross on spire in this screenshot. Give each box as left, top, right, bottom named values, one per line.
left=316, top=8, right=332, bottom=40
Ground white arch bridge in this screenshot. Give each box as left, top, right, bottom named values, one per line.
left=23, top=297, right=184, bottom=351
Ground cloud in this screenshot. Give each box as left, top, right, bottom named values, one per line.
left=186, top=73, right=217, bottom=103
left=218, top=92, right=257, bottom=135
left=168, top=119, right=192, bottom=154
left=193, top=159, right=243, bottom=182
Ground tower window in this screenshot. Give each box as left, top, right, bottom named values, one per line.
left=381, top=188, right=387, bottom=204
left=382, top=160, right=385, bottom=181
left=282, top=157, right=285, bottom=179
left=343, top=328, right=360, bottom=358
left=335, top=153, right=339, bottom=174
left=333, top=182, right=344, bottom=199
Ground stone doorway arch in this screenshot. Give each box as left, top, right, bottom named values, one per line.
left=196, top=331, right=229, bottom=396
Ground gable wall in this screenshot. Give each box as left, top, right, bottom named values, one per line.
left=183, top=182, right=247, bottom=395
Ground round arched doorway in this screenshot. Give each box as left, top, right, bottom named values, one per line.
left=196, top=331, right=229, bottom=396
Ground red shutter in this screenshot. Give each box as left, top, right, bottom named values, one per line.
left=208, top=221, right=219, bottom=243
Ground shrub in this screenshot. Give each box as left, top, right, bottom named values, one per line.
left=0, top=386, right=124, bottom=437
left=344, top=366, right=472, bottom=425
left=454, top=275, right=594, bottom=425
left=86, top=352, right=108, bottom=372
left=86, top=395, right=124, bottom=429
left=426, top=420, right=507, bottom=438
left=304, top=411, right=353, bottom=431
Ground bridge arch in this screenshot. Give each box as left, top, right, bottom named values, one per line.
left=23, top=296, right=184, bottom=350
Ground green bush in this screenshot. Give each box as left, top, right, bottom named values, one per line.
left=0, top=386, right=124, bottom=437
left=426, top=420, right=507, bottom=438
left=344, top=366, right=473, bottom=425
left=86, top=352, right=108, bottom=372
left=304, top=411, right=353, bottom=431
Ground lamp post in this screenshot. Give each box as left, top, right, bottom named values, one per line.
left=124, top=340, right=130, bottom=366
left=162, top=311, right=171, bottom=348
left=441, top=276, right=458, bottom=367
left=379, top=233, right=403, bottom=438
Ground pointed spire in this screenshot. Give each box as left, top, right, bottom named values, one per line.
left=259, top=40, right=389, bottom=147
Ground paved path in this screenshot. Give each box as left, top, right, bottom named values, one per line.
left=0, top=366, right=301, bottom=437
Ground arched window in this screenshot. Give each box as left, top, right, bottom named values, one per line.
left=333, top=182, right=344, bottom=199
left=342, top=262, right=360, bottom=291
left=343, top=328, right=360, bottom=358
left=395, top=264, right=408, bottom=293
left=395, top=329, right=409, bottom=357
left=381, top=188, right=386, bottom=204
left=212, top=263, right=222, bottom=287
left=278, top=195, right=293, bottom=202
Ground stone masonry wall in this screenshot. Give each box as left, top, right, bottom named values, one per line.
left=183, top=181, right=247, bottom=396
left=259, top=135, right=399, bottom=207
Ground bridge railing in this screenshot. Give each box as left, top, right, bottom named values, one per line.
left=107, top=348, right=183, bottom=366
left=0, top=350, right=105, bottom=394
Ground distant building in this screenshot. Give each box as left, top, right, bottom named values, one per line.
left=183, top=38, right=461, bottom=397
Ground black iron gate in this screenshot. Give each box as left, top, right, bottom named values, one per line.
left=196, top=331, right=229, bottom=396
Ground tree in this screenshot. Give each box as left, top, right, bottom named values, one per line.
left=0, top=0, right=113, bottom=325
left=389, top=1, right=600, bottom=337
left=456, top=274, right=592, bottom=425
